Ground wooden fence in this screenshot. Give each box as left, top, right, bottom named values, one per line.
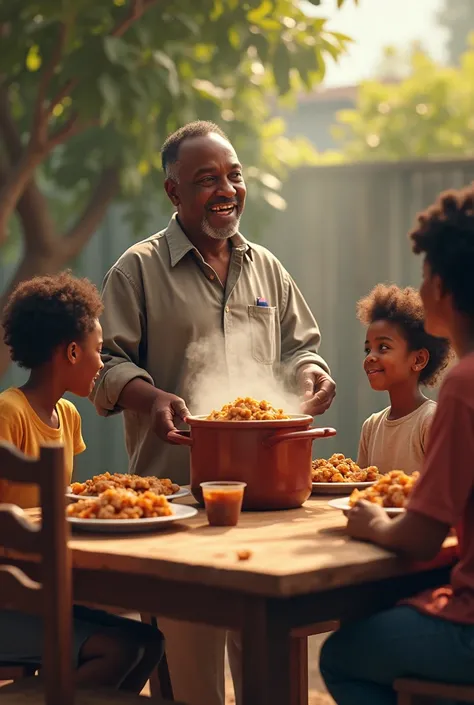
left=2, top=158, right=474, bottom=479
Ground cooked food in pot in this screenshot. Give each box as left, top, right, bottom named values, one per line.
left=70, top=472, right=179, bottom=497
left=206, top=397, right=290, bottom=421
left=66, top=488, right=172, bottom=519
left=349, top=469, right=419, bottom=508
left=312, top=454, right=380, bottom=483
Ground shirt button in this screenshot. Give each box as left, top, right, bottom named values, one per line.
left=209, top=274, right=215, bottom=281
left=225, top=306, right=230, bottom=313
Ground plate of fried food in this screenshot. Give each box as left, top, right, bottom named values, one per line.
left=66, top=472, right=190, bottom=502
left=311, top=454, right=381, bottom=494
left=66, top=488, right=197, bottom=533
left=328, top=469, right=420, bottom=517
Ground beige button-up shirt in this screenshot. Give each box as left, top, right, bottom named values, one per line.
left=92, top=215, right=329, bottom=483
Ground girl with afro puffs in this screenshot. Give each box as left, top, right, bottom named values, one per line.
left=356, top=283, right=451, bottom=475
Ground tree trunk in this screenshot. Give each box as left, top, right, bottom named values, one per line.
left=0, top=249, right=69, bottom=380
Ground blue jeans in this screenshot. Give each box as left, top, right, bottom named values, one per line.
left=320, top=606, right=474, bottom=705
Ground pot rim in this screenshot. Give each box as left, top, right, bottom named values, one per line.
left=185, top=413, right=313, bottom=429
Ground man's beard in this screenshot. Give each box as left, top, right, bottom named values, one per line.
left=201, top=212, right=242, bottom=240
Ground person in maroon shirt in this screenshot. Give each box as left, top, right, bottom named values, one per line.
left=320, top=185, right=474, bottom=705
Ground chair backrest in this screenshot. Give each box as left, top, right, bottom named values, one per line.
left=0, top=441, right=73, bottom=705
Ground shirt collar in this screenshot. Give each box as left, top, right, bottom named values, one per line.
left=165, top=213, right=253, bottom=267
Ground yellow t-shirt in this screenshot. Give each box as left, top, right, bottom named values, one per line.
left=0, top=387, right=86, bottom=508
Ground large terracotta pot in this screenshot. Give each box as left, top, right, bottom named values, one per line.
left=168, top=415, right=336, bottom=511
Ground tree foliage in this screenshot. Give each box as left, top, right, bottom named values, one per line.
left=332, top=43, right=474, bottom=161
left=437, top=0, right=474, bottom=66
left=0, top=0, right=354, bottom=241
left=0, top=0, right=355, bottom=376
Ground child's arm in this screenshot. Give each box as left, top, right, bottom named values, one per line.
left=0, top=406, right=21, bottom=448
left=70, top=407, right=86, bottom=484
left=0, top=408, right=23, bottom=501
left=347, top=382, right=471, bottom=560
left=71, top=405, right=86, bottom=457
left=347, top=501, right=449, bottom=561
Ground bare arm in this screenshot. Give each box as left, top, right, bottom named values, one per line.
left=118, top=378, right=161, bottom=415
left=117, top=378, right=190, bottom=440
left=348, top=382, right=474, bottom=561
left=350, top=503, right=450, bottom=561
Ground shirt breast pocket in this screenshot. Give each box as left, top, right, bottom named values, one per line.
left=248, top=305, right=277, bottom=365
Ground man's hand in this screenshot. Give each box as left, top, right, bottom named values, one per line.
left=346, top=500, right=390, bottom=542
left=298, top=364, right=336, bottom=416
left=150, top=390, right=190, bottom=442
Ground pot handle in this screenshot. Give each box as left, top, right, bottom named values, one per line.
left=264, top=426, right=336, bottom=448
left=167, top=430, right=193, bottom=447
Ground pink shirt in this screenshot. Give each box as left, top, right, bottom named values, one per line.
left=404, top=352, right=474, bottom=624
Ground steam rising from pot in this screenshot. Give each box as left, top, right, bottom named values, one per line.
left=185, top=329, right=302, bottom=416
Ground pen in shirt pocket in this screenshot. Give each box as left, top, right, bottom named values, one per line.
left=256, top=296, right=269, bottom=307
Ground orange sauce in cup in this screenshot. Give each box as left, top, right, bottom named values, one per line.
left=201, top=482, right=247, bottom=527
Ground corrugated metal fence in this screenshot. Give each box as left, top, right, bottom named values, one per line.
left=2, top=159, right=474, bottom=479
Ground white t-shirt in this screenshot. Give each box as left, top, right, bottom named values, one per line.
left=357, top=399, right=436, bottom=475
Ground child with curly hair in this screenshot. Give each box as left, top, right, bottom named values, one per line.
left=0, top=272, right=164, bottom=693
left=0, top=271, right=104, bottom=508
left=356, top=283, right=451, bottom=475
left=320, top=185, right=474, bottom=704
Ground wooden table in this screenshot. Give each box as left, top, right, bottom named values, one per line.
left=5, top=497, right=458, bottom=705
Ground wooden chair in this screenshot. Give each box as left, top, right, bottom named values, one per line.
left=290, top=621, right=340, bottom=705
left=395, top=678, right=474, bottom=704
left=0, top=664, right=36, bottom=682
left=0, top=441, right=184, bottom=704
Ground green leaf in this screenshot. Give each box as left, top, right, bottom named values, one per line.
left=273, top=42, right=291, bottom=95
left=103, top=36, right=137, bottom=69
left=247, top=0, right=274, bottom=24
left=153, top=51, right=180, bottom=97
left=0, top=0, right=355, bottom=266
left=98, top=74, right=120, bottom=122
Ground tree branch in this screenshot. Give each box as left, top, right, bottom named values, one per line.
left=0, top=2, right=156, bottom=242
left=0, top=146, right=46, bottom=245
left=61, top=167, right=120, bottom=259
left=111, top=0, right=159, bottom=38
left=0, top=84, right=22, bottom=163
left=48, top=78, right=78, bottom=115
left=47, top=113, right=100, bottom=149
left=0, top=84, right=57, bottom=253
left=32, top=23, right=69, bottom=147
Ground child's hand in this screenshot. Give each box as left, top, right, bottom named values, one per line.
left=346, top=500, right=390, bottom=541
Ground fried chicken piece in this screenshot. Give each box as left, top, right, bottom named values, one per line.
left=67, top=488, right=172, bottom=520
left=207, top=397, right=289, bottom=421
left=311, top=455, right=381, bottom=483
left=70, top=473, right=179, bottom=497
left=349, top=470, right=419, bottom=508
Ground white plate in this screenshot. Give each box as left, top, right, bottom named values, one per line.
left=66, top=486, right=190, bottom=502
left=67, top=503, right=198, bottom=533
left=328, top=497, right=406, bottom=517
left=312, top=481, right=376, bottom=495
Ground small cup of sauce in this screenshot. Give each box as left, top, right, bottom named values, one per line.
left=200, top=481, right=247, bottom=527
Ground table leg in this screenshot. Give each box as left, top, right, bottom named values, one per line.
left=241, top=598, right=292, bottom=705
left=241, top=598, right=268, bottom=705
left=290, top=636, right=308, bottom=705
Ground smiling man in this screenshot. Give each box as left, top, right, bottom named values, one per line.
left=91, top=120, right=335, bottom=705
